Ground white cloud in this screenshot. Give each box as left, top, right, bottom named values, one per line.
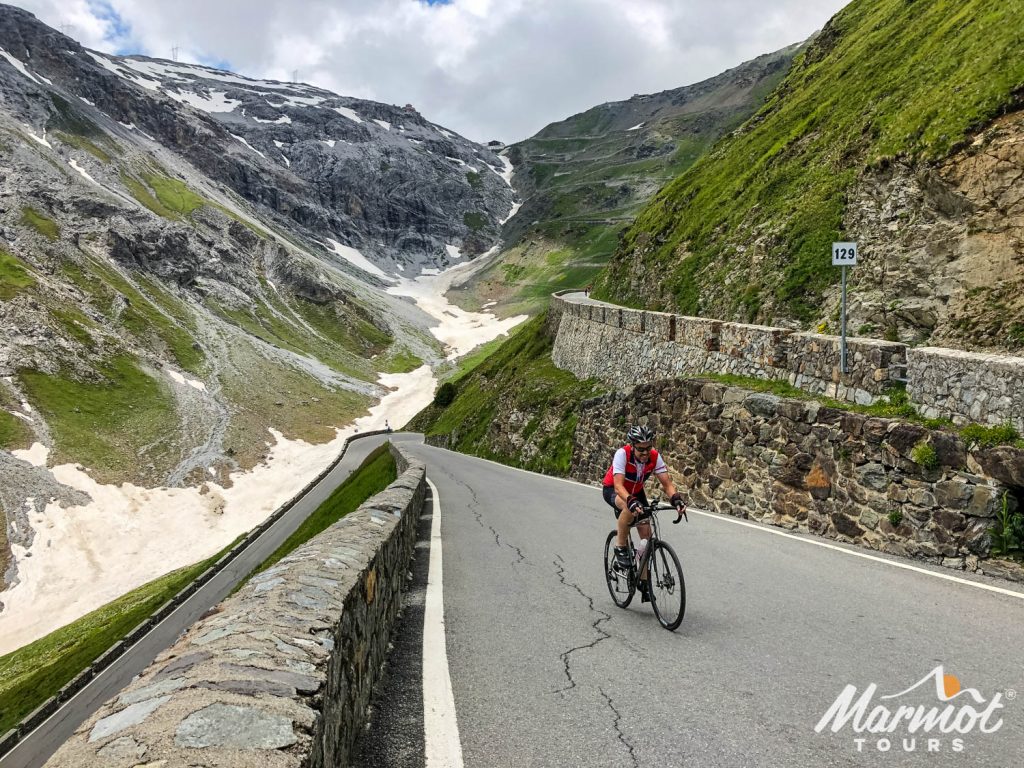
left=11, top=0, right=851, bottom=143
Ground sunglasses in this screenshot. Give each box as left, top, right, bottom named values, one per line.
left=632, top=443, right=654, bottom=452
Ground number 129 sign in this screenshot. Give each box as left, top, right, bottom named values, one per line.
left=832, top=242, right=857, bottom=266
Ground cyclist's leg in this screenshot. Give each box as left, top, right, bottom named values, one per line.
left=604, top=485, right=633, bottom=547
left=615, top=500, right=633, bottom=548
left=604, top=486, right=634, bottom=568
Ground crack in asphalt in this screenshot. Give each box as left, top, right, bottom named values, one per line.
left=506, top=542, right=526, bottom=564
left=445, top=470, right=521, bottom=557
left=600, top=686, right=640, bottom=768
left=552, top=555, right=611, bottom=695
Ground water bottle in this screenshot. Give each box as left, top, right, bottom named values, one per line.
left=635, top=538, right=648, bottom=564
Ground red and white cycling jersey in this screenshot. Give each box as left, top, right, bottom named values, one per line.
left=602, top=444, right=667, bottom=495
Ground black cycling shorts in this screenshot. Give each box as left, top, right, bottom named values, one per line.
left=603, top=486, right=648, bottom=518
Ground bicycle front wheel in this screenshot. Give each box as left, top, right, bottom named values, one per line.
left=604, top=531, right=634, bottom=608
left=648, top=540, right=686, bottom=630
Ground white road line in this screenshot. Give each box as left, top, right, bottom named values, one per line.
left=689, top=507, right=1024, bottom=600
left=423, top=477, right=464, bottom=768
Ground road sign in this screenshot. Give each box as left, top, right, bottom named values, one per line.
left=832, top=242, right=857, bottom=266
left=832, top=241, right=857, bottom=374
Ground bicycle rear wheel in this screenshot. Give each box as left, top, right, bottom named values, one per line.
left=604, top=531, right=634, bottom=608
left=648, top=540, right=685, bottom=630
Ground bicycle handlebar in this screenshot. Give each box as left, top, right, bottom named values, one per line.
left=634, top=503, right=688, bottom=525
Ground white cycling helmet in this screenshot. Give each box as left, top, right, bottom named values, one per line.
left=627, top=425, right=654, bottom=444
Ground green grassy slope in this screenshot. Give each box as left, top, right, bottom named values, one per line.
left=595, top=0, right=1024, bottom=323
left=0, top=545, right=229, bottom=735
left=408, top=313, right=607, bottom=475
left=459, top=46, right=798, bottom=318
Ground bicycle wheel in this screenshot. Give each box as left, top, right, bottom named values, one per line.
left=604, top=531, right=634, bottom=608
left=648, top=540, right=685, bottom=630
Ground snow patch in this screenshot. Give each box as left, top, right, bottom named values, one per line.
left=68, top=159, right=101, bottom=187
left=267, top=94, right=324, bottom=108
left=0, top=364, right=441, bottom=654
left=12, top=442, right=48, bottom=468
left=0, top=48, right=42, bottom=83
left=24, top=126, right=50, bottom=148
left=387, top=256, right=526, bottom=359
left=373, top=119, right=391, bottom=131
left=445, top=244, right=463, bottom=261
left=167, top=369, right=206, bottom=391
left=163, top=89, right=240, bottom=113
left=230, top=133, right=266, bottom=159
left=627, top=122, right=645, bottom=131
left=325, top=239, right=394, bottom=282
left=496, top=154, right=514, bottom=186
left=332, top=106, right=363, bottom=123
left=500, top=201, right=522, bottom=226
left=252, top=113, right=292, bottom=124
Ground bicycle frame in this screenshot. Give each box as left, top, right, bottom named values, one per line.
left=629, top=500, right=671, bottom=578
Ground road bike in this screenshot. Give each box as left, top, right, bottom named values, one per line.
left=603, top=497, right=687, bottom=630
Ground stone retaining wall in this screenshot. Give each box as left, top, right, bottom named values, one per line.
left=551, top=293, right=904, bottom=405
left=571, top=378, right=1024, bottom=582
left=909, top=347, right=1024, bottom=432
left=552, top=292, right=1024, bottom=428
left=45, top=442, right=426, bottom=768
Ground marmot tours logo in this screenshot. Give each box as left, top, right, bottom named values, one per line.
left=815, top=666, right=1008, bottom=754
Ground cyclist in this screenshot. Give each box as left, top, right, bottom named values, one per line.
left=603, top=425, right=686, bottom=599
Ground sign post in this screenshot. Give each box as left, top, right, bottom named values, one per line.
left=832, top=242, right=857, bottom=374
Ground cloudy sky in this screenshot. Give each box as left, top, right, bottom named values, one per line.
left=12, top=0, right=850, bottom=143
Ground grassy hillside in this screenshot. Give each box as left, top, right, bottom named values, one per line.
left=408, top=313, right=607, bottom=476
left=595, top=0, right=1024, bottom=324
left=456, top=47, right=799, bottom=318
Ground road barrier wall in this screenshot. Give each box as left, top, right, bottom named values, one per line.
left=551, top=292, right=1024, bottom=430
left=572, top=379, right=1024, bottom=582
left=41, top=440, right=425, bottom=768
left=0, top=431, right=393, bottom=760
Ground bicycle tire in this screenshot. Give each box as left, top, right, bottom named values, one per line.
left=648, top=540, right=686, bottom=630
left=604, top=530, right=634, bottom=608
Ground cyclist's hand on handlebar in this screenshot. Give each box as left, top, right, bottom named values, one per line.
left=670, top=492, right=688, bottom=524
left=626, top=494, right=643, bottom=516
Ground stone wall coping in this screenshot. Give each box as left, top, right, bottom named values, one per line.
left=718, top=321, right=794, bottom=335
left=910, top=346, right=1024, bottom=365
left=791, top=332, right=906, bottom=350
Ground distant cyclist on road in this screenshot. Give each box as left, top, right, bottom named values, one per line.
left=603, top=425, right=686, bottom=599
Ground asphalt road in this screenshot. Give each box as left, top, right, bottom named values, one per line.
left=10, top=433, right=1024, bottom=767
left=1, top=433, right=392, bottom=768
left=363, top=439, right=1024, bottom=768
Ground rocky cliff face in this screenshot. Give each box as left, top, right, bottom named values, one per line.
left=842, top=112, right=1024, bottom=349
left=0, top=5, right=512, bottom=280
left=0, top=4, right=513, bottom=590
